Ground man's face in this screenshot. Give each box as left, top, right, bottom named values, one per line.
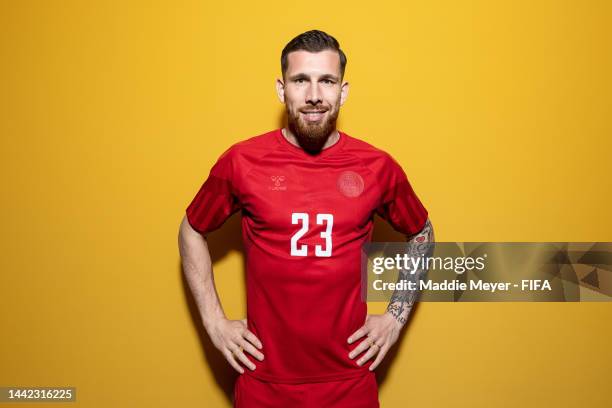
left=276, top=50, right=349, bottom=154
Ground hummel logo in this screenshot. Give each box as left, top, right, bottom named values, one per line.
left=269, top=175, right=287, bottom=191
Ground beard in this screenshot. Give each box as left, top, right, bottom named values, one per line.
left=287, top=102, right=340, bottom=154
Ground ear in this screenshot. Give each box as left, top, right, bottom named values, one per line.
left=340, top=80, right=349, bottom=106
left=275, top=78, right=285, bottom=104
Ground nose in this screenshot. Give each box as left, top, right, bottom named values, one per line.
left=305, top=82, right=322, bottom=105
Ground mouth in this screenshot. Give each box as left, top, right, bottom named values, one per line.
left=300, top=109, right=327, bottom=122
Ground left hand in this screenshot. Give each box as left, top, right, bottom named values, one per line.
left=347, top=312, right=403, bottom=371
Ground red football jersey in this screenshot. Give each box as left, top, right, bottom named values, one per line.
left=186, top=128, right=428, bottom=384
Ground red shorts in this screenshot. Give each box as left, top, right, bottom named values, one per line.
left=234, top=372, right=379, bottom=408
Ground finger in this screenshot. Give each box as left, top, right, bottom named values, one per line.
left=243, top=329, right=263, bottom=350
left=238, top=337, right=264, bottom=361
left=232, top=345, right=256, bottom=371
left=223, top=349, right=244, bottom=374
left=356, top=344, right=379, bottom=366
left=368, top=345, right=389, bottom=371
left=348, top=337, right=375, bottom=359
left=347, top=326, right=369, bottom=344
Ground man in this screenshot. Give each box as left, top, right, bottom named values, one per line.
left=178, top=30, right=434, bottom=408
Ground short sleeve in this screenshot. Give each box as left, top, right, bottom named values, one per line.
left=375, top=154, right=428, bottom=236
left=185, top=147, right=241, bottom=235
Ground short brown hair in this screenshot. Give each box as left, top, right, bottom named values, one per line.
left=281, top=30, right=347, bottom=79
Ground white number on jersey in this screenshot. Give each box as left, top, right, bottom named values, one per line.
left=290, top=213, right=309, bottom=256
left=290, top=212, right=333, bottom=257
left=315, top=213, right=333, bottom=257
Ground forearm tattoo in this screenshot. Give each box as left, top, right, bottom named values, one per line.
left=386, top=218, right=435, bottom=326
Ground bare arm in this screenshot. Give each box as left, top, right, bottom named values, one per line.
left=386, top=218, right=435, bottom=326
left=178, top=216, right=226, bottom=328
left=347, top=218, right=435, bottom=370
left=178, top=216, right=263, bottom=373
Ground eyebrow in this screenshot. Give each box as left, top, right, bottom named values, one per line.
left=319, top=74, right=340, bottom=82
left=288, top=73, right=340, bottom=82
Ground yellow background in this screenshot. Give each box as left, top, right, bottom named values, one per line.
left=1, top=0, right=611, bottom=407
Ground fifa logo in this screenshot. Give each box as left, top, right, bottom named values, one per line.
left=270, top=175, right=287, bottom=191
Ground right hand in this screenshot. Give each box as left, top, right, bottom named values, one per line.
left=207, top=317, right=264, bottom=374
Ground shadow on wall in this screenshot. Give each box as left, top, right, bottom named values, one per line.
left=179, top=210, right=422, bottom=404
